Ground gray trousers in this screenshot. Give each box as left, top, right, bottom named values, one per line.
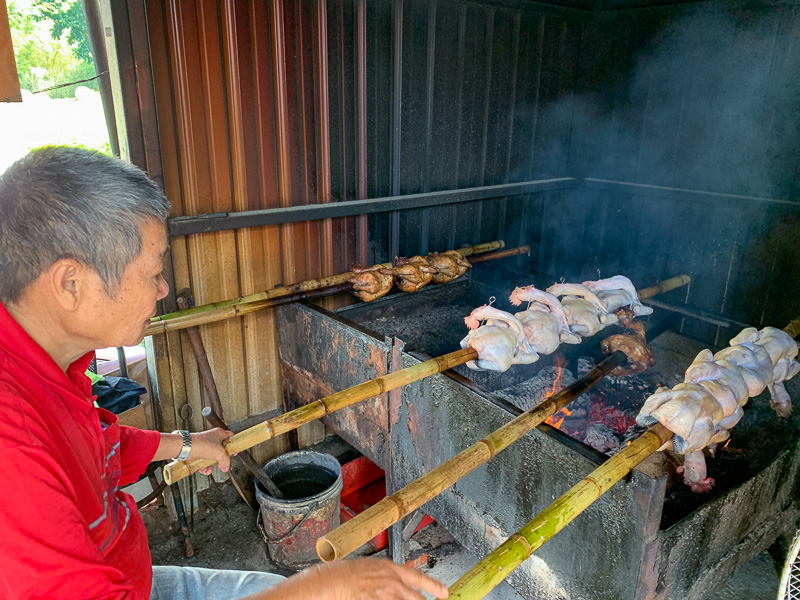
left=150, top=565, right=286, bottom=600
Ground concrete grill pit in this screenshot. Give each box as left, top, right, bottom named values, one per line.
left=276, top=264, right=800, bottom=600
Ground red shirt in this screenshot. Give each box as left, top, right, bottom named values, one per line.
left=0, top=303, right=161, bottom=599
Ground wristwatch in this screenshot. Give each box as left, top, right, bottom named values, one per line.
left=172, top=430, right=192, bottom=461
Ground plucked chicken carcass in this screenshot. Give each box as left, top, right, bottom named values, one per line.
left=509, top=285, right=581, bottom=345
left=637, top=326, right=798, bottom=492
left=601, top=333, right=655, bottom=374
left=729, top=326, right=800, bottom=417
left=547, top=282, right=619, bottom=337
left=390, top=256, right=437, bottom=293
left=427, top=250, right=471, bottom=284
left=582, top=275, right=653, bottom=316
left=348, top=264, right=394, bottom=302
left=463, top=305, right=537, bottom=366
left=637, top=383, right=726, bottom=492
left=460, top=326, right=521, bottom=372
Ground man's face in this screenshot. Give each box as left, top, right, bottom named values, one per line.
left=80, top=220, right=170, bottom=348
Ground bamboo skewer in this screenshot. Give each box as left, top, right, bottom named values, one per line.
left=441, top=315, right=800, bottom=600
left=163, top=348, right=478, bottom=484
left=145, top=283, right=353, bottom=336
left=147, top=240, right=505, bottom=329
left=315, top=351, right=627, bottom=562
left=442, top=423, right=673, bottom=600
left=163, top=275, right=690, bottom=485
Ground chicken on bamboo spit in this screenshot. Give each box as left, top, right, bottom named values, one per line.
left=348, top=264, right=394, bottom=302
left=427, top=251, right=471, bottom=284
left=386, top=256, right=437, bottom=293
left=461, top=304, right=533, bottom=371
left=637, top=326, right=800, bottom=492
left=461, top=276, right=654, bottom=373
left=600, top=307, right=656, bottom=375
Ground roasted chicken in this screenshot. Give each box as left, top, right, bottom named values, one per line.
left=390, top=256, right=437, bottom=293
left=427, top=250, right=471, bottom=284
left=348, top=264, right=394, bottom=302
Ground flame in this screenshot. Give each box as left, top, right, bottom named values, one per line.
left=544, top=367, right=567, bottom=429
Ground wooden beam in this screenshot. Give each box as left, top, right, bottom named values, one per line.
left=0, top=0, right=22, bottom=103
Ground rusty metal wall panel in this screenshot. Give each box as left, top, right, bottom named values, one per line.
left=276, top=302, right=391, bottom=466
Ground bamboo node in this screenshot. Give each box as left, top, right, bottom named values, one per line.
left=585, top=476, right=604, bottom=495
left=317, top=399, right=329, bottom=416
left=509, top=533, right=532, bottom=557
left=387, top=493, right=406, bottom=516
left=478, top=437, right=496, bottom=458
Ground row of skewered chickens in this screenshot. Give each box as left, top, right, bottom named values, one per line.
left=636, top=326, right=800, bottom=492
left=460, top=275, right=653, bottom=372
left=348, top=251, right=471, bottom=302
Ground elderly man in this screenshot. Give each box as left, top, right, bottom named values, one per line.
left=0, top=147, right=448, bottom=600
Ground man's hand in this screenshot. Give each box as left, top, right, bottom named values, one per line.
left=243, top=558, right=449, bottom=600
left=189, top=428, right=234, bottom=475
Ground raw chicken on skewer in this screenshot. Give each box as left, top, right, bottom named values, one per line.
left=461, top=304, right=536, bottom=370
left=730, top=326, right=800, bottom=417
left=509, top=285, right=580, bottom=345
left=582, top=275, right=654, bottom=316
left=637, top=326, right=800, bottom=492
left=348, top=264, right=395, bottom=302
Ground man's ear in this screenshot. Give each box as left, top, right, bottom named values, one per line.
left=49, top=259, right=87, bottom=311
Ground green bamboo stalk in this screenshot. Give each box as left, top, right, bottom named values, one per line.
left=443, top=424, right=673, bottom=600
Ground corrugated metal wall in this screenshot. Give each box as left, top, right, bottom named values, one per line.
left=131, top=0, right=585, bottom=442
left=116, top=0, right=800, bottom=435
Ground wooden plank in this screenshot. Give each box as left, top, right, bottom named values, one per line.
left=0, top=0, right=21, bottom=102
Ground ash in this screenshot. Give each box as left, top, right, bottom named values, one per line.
left=494, top=366, right=576, bottom=412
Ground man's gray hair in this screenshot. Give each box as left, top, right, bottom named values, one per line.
left=0, top=146, right=171, bottom=304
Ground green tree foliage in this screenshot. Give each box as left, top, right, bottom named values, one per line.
left=7, top=0, right=97, bottom=98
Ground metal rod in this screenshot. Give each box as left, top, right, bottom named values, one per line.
left=175, top=292, right=256, bottom=509
left=167, top=179, right=576, bottom=236
left=116, top=347, right=128, bottom=378
left=645, top=298, right=751, bottom=329
left=202, top=407, right=284, bottom=499
left=315, top=351, right=627, bottom=562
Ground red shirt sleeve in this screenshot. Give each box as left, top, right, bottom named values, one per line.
left=118, top=425, right=161, bottom=487
left=0, top=443, right=144, bottom=600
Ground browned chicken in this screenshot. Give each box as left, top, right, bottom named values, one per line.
left=348, top=264, right=394, bottom=302
left=600, top=307, right=655, bottom=375
left=427, top=250, right=471, bottom=284
left=389, top=255, right=437, bottom=293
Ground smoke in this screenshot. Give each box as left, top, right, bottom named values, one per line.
left=542, top=4, right=800, bottom=200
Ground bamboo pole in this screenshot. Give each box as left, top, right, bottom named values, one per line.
left=637, top=274, right=691, bottom=300
left=144, top=283, right=353, bottom=336
left=443, top=423, right=673, bottom=600
left=315, top=351, right=626, bottom=562
left=163, top=275, right=690, bottom=485
left=163, top=348, right=479, bottom=484
left=148, top=240, right=504, bottom=326
left=441, top=314, right=800, bottom=600
left=467, top=245, right=530, bottom=264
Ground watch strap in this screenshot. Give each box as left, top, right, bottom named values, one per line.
left=172, top=430, right=192, bottom=461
